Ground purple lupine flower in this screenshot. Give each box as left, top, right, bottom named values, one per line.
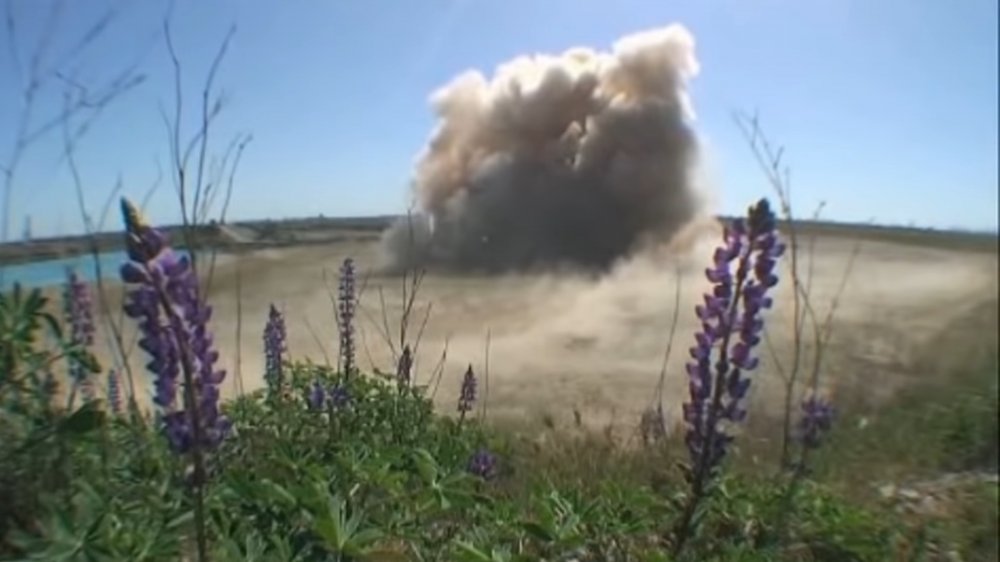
left=63, top=269, right=95, bottom=399
left=308, top=380, right=326, bottom=411
left=683, top=199, right=784, bottom=475
left=457, top=364, right=477, bottom=418
left=263, top=304, right=287, bottom=395
left=797, top=392, right=835, bottom=449
left=467, top=448, right=498, bottom=480
left=672, top=198, right=785, bottom=557
left=396, top=345, right=413, bottom=390
left=119, top=198, right=230, bottom=454
left=328, top=383, right=350, bottom=409
left=338, top=258, right=356, bottom=377
left=107, top=369, right=122, bottom=414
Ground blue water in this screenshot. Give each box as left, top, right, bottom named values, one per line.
left=0, top=251, right=130, bottom=290
left=2, top=249, right=197, bottom=290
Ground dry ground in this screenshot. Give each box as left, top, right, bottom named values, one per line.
left=73, top=220, right=998, bottom=433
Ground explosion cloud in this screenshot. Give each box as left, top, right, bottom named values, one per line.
left=381, top=23, right=710, bottom=272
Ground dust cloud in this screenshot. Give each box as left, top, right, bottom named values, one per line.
left=381, top=24, right=713, bottom=273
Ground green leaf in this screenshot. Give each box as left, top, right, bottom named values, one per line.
left=165, top=510, right=194, bottom=532
left=412, top=448, right=441, bottom=484
left=452, top=542, right=496, bottom=562
left=520, top=522, right=555, bottom=542
left=313, top=514, right=347, bottom=551
left=58, top=401, right=105, bottom=436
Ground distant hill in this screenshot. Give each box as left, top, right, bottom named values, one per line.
left=0, top=214, right=994, bottom=267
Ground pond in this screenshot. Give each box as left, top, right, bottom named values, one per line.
left=0, top=250, right=190, bottom=290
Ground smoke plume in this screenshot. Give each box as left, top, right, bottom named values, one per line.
left=381, top=24, right=709, bottom=272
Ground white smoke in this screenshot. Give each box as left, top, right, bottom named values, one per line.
left=381, top=23, right=711, bottom=272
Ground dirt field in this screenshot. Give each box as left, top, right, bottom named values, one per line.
left=76, top=220, right=997, bottom=433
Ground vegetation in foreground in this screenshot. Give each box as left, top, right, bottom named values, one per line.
left=1, top=193, right=996, bottom=562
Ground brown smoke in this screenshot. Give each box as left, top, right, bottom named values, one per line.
left=381, top=24, right=709, bottom=272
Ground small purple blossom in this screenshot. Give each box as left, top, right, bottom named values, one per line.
left=307, top=380, right=350, bottom=412
left=797, top=392, right=835, bottom=449
left=457, top=364, right=477, bottom=418
left=683, top=198, right=784, bottom=475
left=467, top=448, right=498, bottom=480
left=308, top=380, right=326, bottom=411
left=263, top=304, right=287, bottom=395
left=119, top=198, right=230, bottom=454
left=328, top=383, right=350, bottom=409
left=338, top=258, right=356, bottom=377
left=63, top=269, right=95, bottom=398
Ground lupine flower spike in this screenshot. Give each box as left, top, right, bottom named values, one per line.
left=457, top=364, right=477, bottom=422
left=107, top=369, right=122, bottom=415
left=797, top=391, right=835, bottom=451
left=673, top=198, right=784, bottom=556
left=682, top=198, right=783, bottom=476
left=119, top=198, right=230, bottom=455
left=338, top=258, right=356, bottom=377
left=263, top=304, right=287, bottom=397
left=467, top=448, right=498, bottom=480
left=63, top=269, right=95, bottom=402
left=328, top=383, right=350, bottom=410
left=308, top=380, right=326, bottom=411
left=307, top=379, right=349, bottom=412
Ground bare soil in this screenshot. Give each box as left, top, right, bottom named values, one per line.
left=72, top=221, right=999, bottom=432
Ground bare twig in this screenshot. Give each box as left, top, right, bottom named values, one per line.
left=376, top=285, right=398, bottom=360
left=735, top=112, right=860, bottom=472
left=428, top=336, right=451, bottom=401
left=201, top=133, right=251, bottom=299
left=480, top=328, right=491, bottom=422
left=653, top=266, right=683, bottom=414
left=735, top=112, right=808, bottom=469
left=302, top=316, right=332, bottom=368
left=233, top=256, right=244, bottom=395
left=56, top=55, right=144, bottom=416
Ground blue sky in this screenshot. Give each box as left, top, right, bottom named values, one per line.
left=1, top=0, right=997, bottom=238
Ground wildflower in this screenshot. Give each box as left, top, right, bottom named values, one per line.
left=338, top=258, right=356, bottom=377
left=682, top=198, right=784, bottom=474
left=119, top=198, right=230, bottom=454
left=672, top=198, right=784, bottom=556
left=457, top=364, right=477, bottom=417
left=263, top=304, right=287, bottom=395
left=63, top=269, right=95, bottom=399
left=797, top=392, right=835, bottom=449
left=107, top=369, right=122, bottom=414
left=308, top=380, right=326, bottom=411
left=328, top=383, right=350, bottom=409
left=467, top=448, right=498, bottom=480
left=396, top=345, right=413, bottom=390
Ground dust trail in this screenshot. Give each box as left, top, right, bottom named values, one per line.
left=381, top=24, right=712, bottom=272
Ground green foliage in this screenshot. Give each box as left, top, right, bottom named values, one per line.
left=1, top=282, right=996, bottom=561
left=0, top=356, right=966, bottom=561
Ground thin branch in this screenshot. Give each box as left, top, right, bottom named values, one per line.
left=233, top=255, right=245, bottom=396
left=653, top=266, right=683, bottom=413
left=201, top=133, right=251, bottom=300
left=191, top=24, right=236, bottom=244
left=428, top=336, right=450, bottom=401
left=480, top=328, right=491, bottom=422
left=302, top=316, right=332, bottom=369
